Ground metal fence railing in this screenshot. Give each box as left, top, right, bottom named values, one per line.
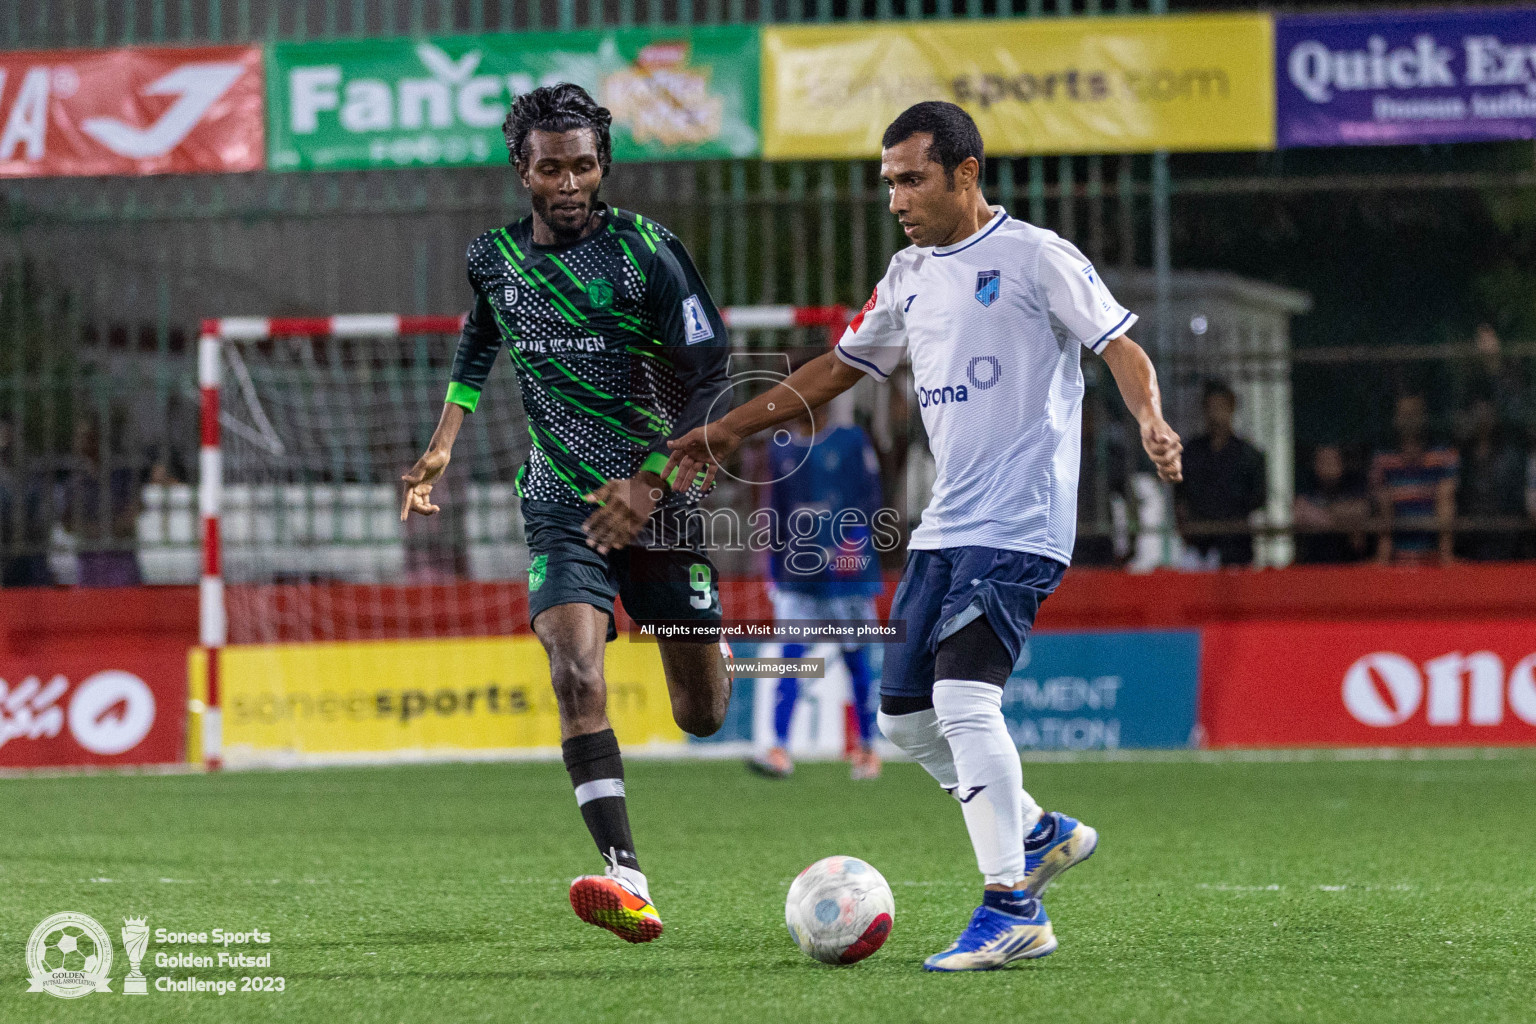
left=4, top=0, right=1156, bottom=49
left=4, top=2, right=1536, bottom=583
left=4, top=321, right=1534, bottom=587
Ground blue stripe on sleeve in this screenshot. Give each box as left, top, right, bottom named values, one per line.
left=834, top=343, right=890, bottom=380
left=1091, top=311, right=1135, bottom=352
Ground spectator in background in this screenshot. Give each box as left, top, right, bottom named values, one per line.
left=1455, top=396, right=1528, bottom=561
left=1455, top=325, right=1533, bottom=448
left=60, top=411, right=142, bottom=587
left=1175, top=379, right=1267, bottom=568
left=0, top=416, right=54, bottom=587
left=1074, top=395, right=1134, bottom=567
left=1370, top=393, right=1458, bottom=565
left=1292, top=444, right=1370, bottom=564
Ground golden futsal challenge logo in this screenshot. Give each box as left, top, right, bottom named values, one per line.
left=23, top=912, right=150, bottom=999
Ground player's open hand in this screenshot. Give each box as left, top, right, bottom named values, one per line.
left=400, top=448, right=451, bottom=520
left=582, top=474, right=664, bottom=554
left=663, top=420, right=740, bottom=494
left=1141, top=418, right=1183, bottom=483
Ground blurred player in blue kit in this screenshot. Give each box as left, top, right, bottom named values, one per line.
left=747, top=400, right=885, bottom=781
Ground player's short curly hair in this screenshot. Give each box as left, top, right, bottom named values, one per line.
left=501, top=83, right=613, bottom=175
left=881, top=101, right=984, bottom=186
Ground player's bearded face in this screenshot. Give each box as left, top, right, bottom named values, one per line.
left=521, top=128, right=605, bottom=243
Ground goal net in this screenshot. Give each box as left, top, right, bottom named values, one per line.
left=196, top=310, right=851, bottom=767
left=206, top=315, right=533, bottom=648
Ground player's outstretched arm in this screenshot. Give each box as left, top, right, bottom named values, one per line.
left=1100, top=335, right=1183, bottom=483
left=662, top=351, right=866, bottom=489
left=401, top=403, right=465, bottom=520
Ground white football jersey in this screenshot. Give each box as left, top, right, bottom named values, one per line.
left=835, top=207, right=1136, bottom=563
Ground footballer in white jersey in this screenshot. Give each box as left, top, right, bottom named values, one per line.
left=665, top=101, right=1182, bottom=972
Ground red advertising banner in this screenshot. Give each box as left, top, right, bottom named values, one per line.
left=1201, top=620, right=1536, bottom=747
left=0, top=642, right=188, bottom=767
left=0, top=44, right=263, bottom=178
left=0, top=587, right=193, bottom=767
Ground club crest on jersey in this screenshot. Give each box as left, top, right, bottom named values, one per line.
left=975, top=269, right=1000, bottom=307
left=588, top=278, right=614, bottom=309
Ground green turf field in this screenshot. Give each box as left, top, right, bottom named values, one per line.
left=2, top=753, right=1533, bottom=1024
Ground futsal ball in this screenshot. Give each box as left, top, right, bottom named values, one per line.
left=785, top=855, right=895, bottom=964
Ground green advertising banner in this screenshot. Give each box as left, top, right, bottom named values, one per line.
left=267, top=28, right=759, bottom=170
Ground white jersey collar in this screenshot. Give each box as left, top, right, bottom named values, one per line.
left=932, top=206, right=1008, bottom=257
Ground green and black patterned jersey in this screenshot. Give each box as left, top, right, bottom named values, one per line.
left=446, top=205, right=730, bottom=510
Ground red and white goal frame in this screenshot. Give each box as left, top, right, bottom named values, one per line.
left=194, top=305, right=850, bottom=768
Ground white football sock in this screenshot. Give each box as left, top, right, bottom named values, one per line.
left=877, top=707, right=959, bottom=789
left=878, top=704, right=1043, bottom=835
left=933, top=680, right=1029, bottom=887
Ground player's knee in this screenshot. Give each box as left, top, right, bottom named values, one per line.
left=877, top=699, right=937, bottom=753
left=672, top=692, right=726, bottom=738
left=548, top=656, right=605, bottom=716
left=676, top=712, right=723, bottom=739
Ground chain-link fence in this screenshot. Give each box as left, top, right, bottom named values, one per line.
left=4, top=0, right=1536, bottom=586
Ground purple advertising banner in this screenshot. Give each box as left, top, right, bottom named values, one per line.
left=1277, top=7, right=1536, bottom=148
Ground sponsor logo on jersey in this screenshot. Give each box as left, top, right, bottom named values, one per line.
left=975, top=269, right=1000, bottom=307
left=521, top=337, right=606, bottom=354
left=503, top=285, right=518, bottom=307
left=588, top=278, right=614, bottom=310
left=918, top=359, right=1001, bottom=407
left=917, top=383, right=969, bottom=407
left=966, top=355, right=1002, bottom=391
left=682, top=294, right=714, bottom=344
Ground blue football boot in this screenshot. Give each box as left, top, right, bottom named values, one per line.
left=922, top=901, right=1057, bottom=972
left=1022, top=811, right=1099, bottom=898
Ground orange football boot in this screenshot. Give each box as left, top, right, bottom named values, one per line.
left=569, top=875, right=663, bottom=943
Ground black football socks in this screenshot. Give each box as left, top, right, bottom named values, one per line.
left=562, top=728, right=641, bottom=876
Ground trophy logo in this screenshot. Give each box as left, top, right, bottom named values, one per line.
left=120, top=917, right=149, bottom=995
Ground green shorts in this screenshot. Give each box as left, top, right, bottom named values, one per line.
left=522, top=499, right=722, bottom=642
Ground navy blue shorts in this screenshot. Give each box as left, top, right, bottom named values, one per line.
left=880, top=547, right=1067, bottom=700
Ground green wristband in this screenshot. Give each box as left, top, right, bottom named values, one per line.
left=445, top=381, right=481, bottom=412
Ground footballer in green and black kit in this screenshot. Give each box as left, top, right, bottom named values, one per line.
left=445, top=205, right=730, bottom=639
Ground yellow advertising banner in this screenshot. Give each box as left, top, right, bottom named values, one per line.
left=199, top=636, right=682, bottom=761
left=762, top=15, right=1275, bottom=159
